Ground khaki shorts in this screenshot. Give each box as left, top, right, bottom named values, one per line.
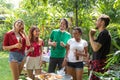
left=26, top=56, right=41, bottom=69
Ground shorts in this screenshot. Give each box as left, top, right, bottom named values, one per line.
left=9, top=51, right=25, bottom=63
left=90, top=59, right=107, bottom=80
left=26, top=56, right=41, bottom=70
left=67, top=62, right=83, bottom=70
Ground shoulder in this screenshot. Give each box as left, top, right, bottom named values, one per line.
left=81, top=39, right=88, bottom=46
left=68, top=38, right=74, bottom=43
left=81, top=39, right=87, bottom=43
left=38, top=38, right=44, bottom=45
left=51, top=29, right=59, bottom=34
left=101, top=29, right=109, bottom=35
left=39, top=38, right=43, bottom=42
left=5, top=30, right=14, bottom=36
left=69, top=38, right=74, bottom=41
left=99, top=29, right=111, bottom=38
left=52, top=29, right=59, bottom=32
left=65, top=31, right=71, bottom=35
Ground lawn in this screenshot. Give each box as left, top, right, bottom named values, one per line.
left=0, top=51, right=12, bottom=80
left=0, top=51, right=89, bottom=80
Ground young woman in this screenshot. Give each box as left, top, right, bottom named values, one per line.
left=2, top=20, right=30, bottom=80
left=26, top=26, right=44, bottom=80
left=63, top=27, right=88, bottom=80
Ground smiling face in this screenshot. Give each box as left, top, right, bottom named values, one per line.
left=14, top=20, right=24, bottom=33
left=73, top=29, right=81, bottom=40
left=60, top=19, right=67, bottom=31
left=29, top=26, right=40, bottom=42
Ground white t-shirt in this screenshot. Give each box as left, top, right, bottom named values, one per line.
left=67, top=38, right=88, bottom=62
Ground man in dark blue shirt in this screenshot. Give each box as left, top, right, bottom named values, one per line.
left=89, top=14, right=111, bottom=80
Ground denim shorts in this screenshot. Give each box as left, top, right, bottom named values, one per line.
left=67, top=62, right=83, bottom=70
left=9, top=51, right=25, bottom=63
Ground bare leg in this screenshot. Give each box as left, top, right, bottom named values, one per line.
left=35, top=69, right=41, bottom=80
left=9, top=61, right=19, bottom=80
left=27, top=69, right=34, bottom=80
left=19, top=60, right=25, bottom=75
left=66, top=66, right=76, bottom=80
left=76, top=69, right=83, bottom=80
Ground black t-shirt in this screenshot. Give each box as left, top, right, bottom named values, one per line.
left=92, top=29, right=111, bottom=60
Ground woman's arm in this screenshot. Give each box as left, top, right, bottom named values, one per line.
left=62, top=44, right=70, bottom=67
left=20, top=31, right=30, bottom=46
left=3, top=44, right=16, bottom=51
left=3, top=43, right=22, bottom=51
left=65, top=44, right=70, bottom=58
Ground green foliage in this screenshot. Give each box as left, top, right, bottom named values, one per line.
left=1, top=0, right=120, bottom=51
left=108, top=23, right=120, bottom=52
left=106, top=50, right=120, bottom=69
left=0, top=0, right=120, bottom=79
left=93, top=71, right=120, bottom=80
left=96, top=0, right=120, bottom=23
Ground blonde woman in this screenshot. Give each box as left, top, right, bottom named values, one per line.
left=3, top=20, right=30, bottom=80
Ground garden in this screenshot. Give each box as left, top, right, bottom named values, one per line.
left=0, top=0, right=120, bottom=80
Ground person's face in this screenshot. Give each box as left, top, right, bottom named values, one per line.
left=14, top=21, right=24, bottom=33
left=33, top=28, right=40, bottom=38
left=60, top=19, right=67, bottom=30
left=95, top=18, right=104, bottom=29
left=72, top=30, right=81, bottom=39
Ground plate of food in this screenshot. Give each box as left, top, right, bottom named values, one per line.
left=37, top=73, right=63, bottom=80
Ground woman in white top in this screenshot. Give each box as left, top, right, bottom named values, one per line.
left=63, top=27, right=88, bottom=80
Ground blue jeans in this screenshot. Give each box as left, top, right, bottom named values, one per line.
left=9, top=51, right=25, bottom=63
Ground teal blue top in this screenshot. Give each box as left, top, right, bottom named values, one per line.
left=50, top=29, right=71, bottom=58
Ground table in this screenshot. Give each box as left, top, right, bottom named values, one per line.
left=36, top=74, right=73, bottom=80
left=62, top=74, right=73, bottom=80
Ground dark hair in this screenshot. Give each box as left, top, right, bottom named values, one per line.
left=73, top=27, right=82, bottom=34
left=29, top=25, right=40, bottom=43
left=99, top=14, right=110, bottom=27
left=60, top=18, right=68, bottom=29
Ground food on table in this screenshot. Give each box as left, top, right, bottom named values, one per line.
left=38, top=73, right=63, bottom=80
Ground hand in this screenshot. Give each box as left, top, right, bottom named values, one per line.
left=14, top=43, right=22, bottom=49
left=74, top=50, right=84, bottom=56
left=52, top=41, right=57, bottom=47
left=74, top=49, right=79, bottom=56
left=89, top=29, right=97, bottom=36
left=28, top=47, right=34, bottom=52
left=20, top=30, right=27, bottom=37
left=40, top=61, right=43, bottom=67
left=60, top=41, right=65, bottom=47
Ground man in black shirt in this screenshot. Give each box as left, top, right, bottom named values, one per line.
left=89, top=14, right=111, bottom=80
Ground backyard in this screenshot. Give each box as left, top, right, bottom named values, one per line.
left=0, top=51, right=89, bottom=80
left=0, top=0, right=120, bottom=80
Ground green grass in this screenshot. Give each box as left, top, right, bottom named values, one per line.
left=0, top=51, right=89, bottom=80
left=0, top=51, right=12, bottom=80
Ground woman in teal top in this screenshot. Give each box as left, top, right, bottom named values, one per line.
left=48, top=18, right=71, bottom=73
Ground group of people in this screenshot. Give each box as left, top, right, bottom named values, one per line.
left=2, top=14, right=111, bottom=80
left=3, top=20, right=43, bottom=80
